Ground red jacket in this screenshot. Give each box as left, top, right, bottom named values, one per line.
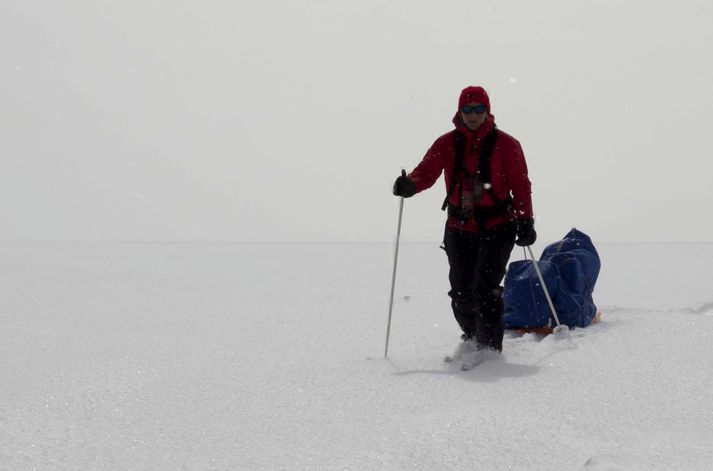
left=409, top=113, right=533, bottom=232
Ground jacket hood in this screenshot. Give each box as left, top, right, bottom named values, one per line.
left=458, top=86, right=490, bottom=112
left=453, top=85, right=495, bottom=137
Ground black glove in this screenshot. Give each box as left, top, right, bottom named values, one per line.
left=392, top=171, right=417, bottom=198
left=515, top=218, right=537, bottom=247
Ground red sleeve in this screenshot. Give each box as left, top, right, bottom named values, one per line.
left=505, top=139, right=533, bottom=219
left=408, top=134, right=449, bottom=194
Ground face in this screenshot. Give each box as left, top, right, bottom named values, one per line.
left=460, top=102, right=488, bottom=131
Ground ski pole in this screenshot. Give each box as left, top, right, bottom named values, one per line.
left=385, top=171, right=406, bottom=358
left=526, top=245, right=569, bottom=337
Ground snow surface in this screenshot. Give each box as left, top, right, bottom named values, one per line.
left=2, top=241, right=713, bottom=470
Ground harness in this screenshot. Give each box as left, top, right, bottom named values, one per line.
left=441, top=127, right=513, bottom=228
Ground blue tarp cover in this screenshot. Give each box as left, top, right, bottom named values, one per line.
left=504, top=228, right=601, bottom=329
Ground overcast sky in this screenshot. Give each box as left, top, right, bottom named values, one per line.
left=2, top=0, right=712, bottom=243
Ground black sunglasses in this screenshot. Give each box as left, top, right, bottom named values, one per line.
left=461, top=104, right=487, bottom=115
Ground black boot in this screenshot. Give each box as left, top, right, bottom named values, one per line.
left=451, top=298, right=478, bottom=340
left=473, top=286, right=505, bottom=352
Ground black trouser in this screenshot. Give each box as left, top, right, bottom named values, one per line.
left=443, top=221, right=516, bottom=351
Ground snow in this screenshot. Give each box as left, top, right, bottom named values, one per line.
left=2, top=241, right=713, bottom=470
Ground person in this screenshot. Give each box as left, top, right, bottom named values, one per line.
left=392, top=86, right=536, bottom=369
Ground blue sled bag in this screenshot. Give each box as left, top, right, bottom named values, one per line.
left=504, top=228, right=601, bottom=330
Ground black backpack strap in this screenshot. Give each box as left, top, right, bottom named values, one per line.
left=441, top=130, right=465, bottom=211
left=473, top=128, right=513, bottom=227
left=478, top=128, right=512, bottom=204
left=474, top=128, right=499, bottom=200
